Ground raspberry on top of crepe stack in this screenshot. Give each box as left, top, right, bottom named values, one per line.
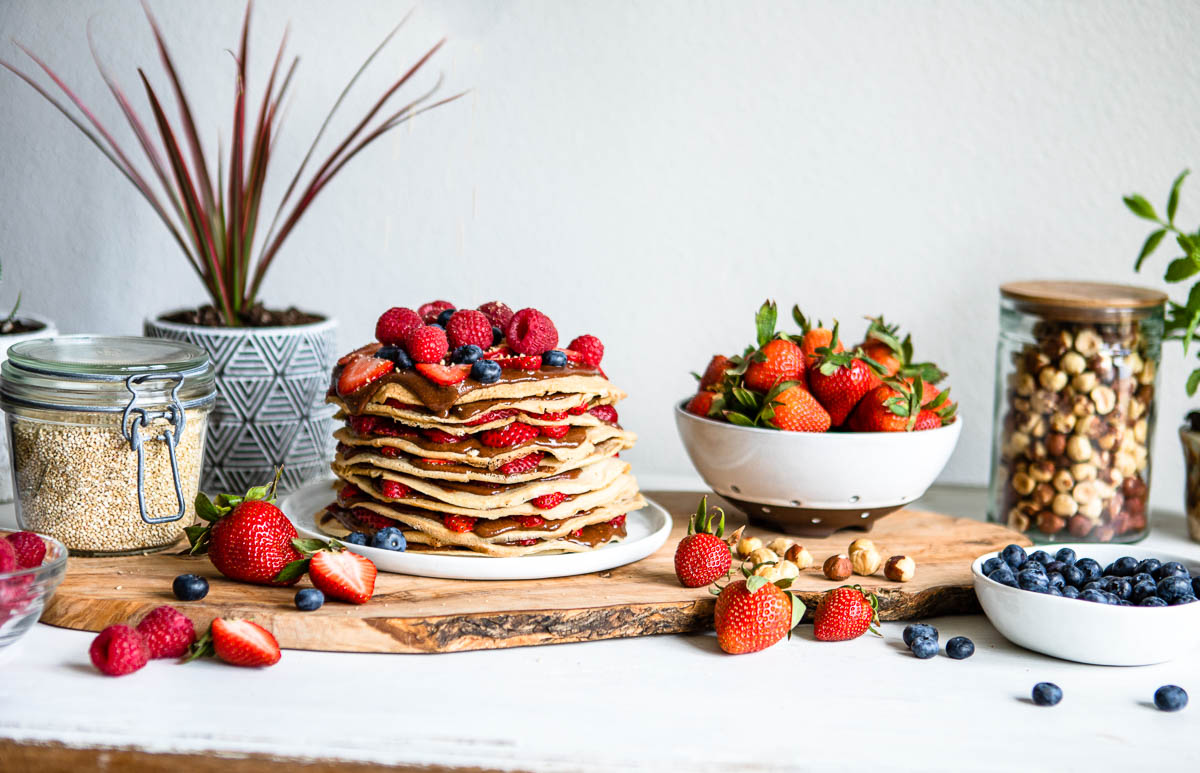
left=323, top=300, right=643, bottom=556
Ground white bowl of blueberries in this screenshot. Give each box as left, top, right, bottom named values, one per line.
left=972, top=543, right=1200, bottom=666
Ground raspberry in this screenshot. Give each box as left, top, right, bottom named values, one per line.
left=589, top=405, right=619, bottom=424
left=531, top=492, right=566, bottom=509
left=540, top=425, right=570, bottom=439
left=568, top=335, right=604, bottom=367
left=352, top=508, right=400, bottom=531
left=498, top=355, right=543, bottom=370
left=422, top=428, right=459, bottom=444
left=405, top=325, right=449, bottom=364
left=609, top=514, right=627, bottom=527
left=0, top=539, right=19, bottom=573
left=479, top=422, right=539, bottom=448
left=443, top=514, right=477, bottom=533
left=379, top=446, right=400, bottom=458
left=89, top=624, right=150, bottom=676
left=375, top=307, right=422, bottom=345
left=418, top=300, right=455, bottom=323
left=465, top=409, right=518, bottom=426
left=135, top=605, right=196, bottom=659
left=498, top=452, right=544, bottom=476
left=506, top=308, right=559, bottom=356
left=517, top=515, right=546, bottom=528
left=348, top=415, right=379, bottom=435
left=4, top=532, right=46, bottom=569
left=477, top=301, right=515, bottom=330
left=381, top=479, right=412, bottom=499
left=567, top=401, right=589, bottom=415
left=339, top=484, right=361, bottom=501
left=446, top=310, right=493, bottom=350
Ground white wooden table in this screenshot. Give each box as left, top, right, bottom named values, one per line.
left=2, top=485, right=1198, bottom=772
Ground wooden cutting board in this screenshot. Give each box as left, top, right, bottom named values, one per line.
left=41, top=491, right=1029, bottom=653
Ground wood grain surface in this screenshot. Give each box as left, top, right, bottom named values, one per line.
left=40, top=491, right=1030, bottom=653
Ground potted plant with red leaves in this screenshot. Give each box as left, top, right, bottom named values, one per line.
left=2, top=2, right=463, bottom=492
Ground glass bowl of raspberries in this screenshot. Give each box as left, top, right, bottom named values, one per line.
left=0, top=530, right=67, bottom=649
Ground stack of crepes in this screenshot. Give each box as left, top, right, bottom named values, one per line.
left=320, top=300, right=643, bottom=556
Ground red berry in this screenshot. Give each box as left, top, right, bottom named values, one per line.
left=506, top=308, right=559, bottom=355
left=418, top=300, right=455, bottom=323
left=465, top=409, right=519, bottom=426
left=609, top=514, right=627, bottom=527
left=0, top=539, right=19, bottom=573
left=498, top=452, right=544, bottom=476
left=380, top=480, right=412, bottom=499
left=309, top=549, right=377, bottom=605
left=4, top=532, right=46, bottom=569
left=405, top=325, right=450, bottom=364
left=568, top=335, right=604, bottom=367
left=531, top=492, right=566, bottom=509
left=89, top=624, right=150, bottom=676
left=446, top=309, right=494, bottom=350
left=540, top=424, right=570, bottom=439
left=379, top=446, right=400, bottom=458
left=589, top=405, right=619, bottom=424
left=348, top=415, right=379, bottom=435
left=208, top=618, right=282, bottom=667
left=673, top=499, right=731, bottom=588
left=419, top=457, right=454, bottom=465
left=339, top=484, right=361, bottom=501
left=375, top=307, right=422, bottom=345
left=337, top=356, right=394, bottom=396
left=136, top=605, right=196, bottom=659
left=422, top=428, right=459, bottom=444
left=206, top=499, right=302, bottom=587
left=513, top=538, right=539, bottom=546
left=686, top=391, right=716, bottom=417
left=352, top=508, right=401, bottom=531
left=444, top=514, right=477, bottom=533
left=477, top=301, right=514, bottom=330
left=813, top=587, right=879, bottom=642
left=699, top=354, right=732, bottom=391
left=517, top=515, right=546, bottom=528
left=497, top=355, right=543, bottom=370
left=415, top=363, right=471, bottom=386
left=714, top=581, right=797, bottom=655
left=479, top=422, right=539, bottom=448
left=532, top=410, right=568, bottom=421
left=567, top=401, right=589, bottom=415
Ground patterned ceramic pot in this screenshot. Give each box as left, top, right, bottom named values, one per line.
left=0, top=314, right=58, bottom=503
left=144, top=314, right=337, bottom=495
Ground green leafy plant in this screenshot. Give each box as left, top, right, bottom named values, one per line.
left=2, top=1, right=463, bottom=326
left=1126, top=169, right=1200, bottom=393
left=0, top=261, right=22, bottom=335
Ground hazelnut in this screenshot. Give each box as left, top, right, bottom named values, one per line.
left=766, top=537, right=794, bottom=556
left=1038, top=367, right=1068, bottom=392
left=1074, top=328, right=1102, bottom=357
left=1130, top=397, right=1146, bottom=421
left=1068, top=514, right=1094, bottom=538
left=784, top=544, right=813, bottom=569
left=775, top=559, right=801, bottom=580
left=1098, top=466, right=1124, bottom=489
left=1134, top=418, right=1148, bottom=444
left=1011, top=470, right=1036, bottom=496
left=1078, top=497, right=1103, bottom=520
left=1028, top=460, right=1056, bottom=483
left=735, top=536, right=763, bottom=558
left=1007, top=507, right=1031, bottom=532
left=1048, top=412, right=1076, bottom=435
left=1045, top=432, right=1067, bottom=457
left=1014, top=372, right=1036, bottom=396
left=1070, top=393, right=1095, bottom=418
left=1032, top=482, right=1055, bottom=508
left=1027, top=440, right=1048, bottom=460
left=822, top=554, right=852, bottom=581
left=1005, top=431, right=1031, bottom=458
left=752, top=563, right=784, bottom=583
left=847, top=538, right=877, bottom=556
left=1071, top=371, right=1098, bottom=393
left=1036, top=511, right=1066, bottom=534
left=1123, top=351, right=1144, bottom=376
left=747, top=547, right=779, bottom=566
left=1060, top=351, right=1087, bottom=375
left=1052, top=492, right=1078, bottom=517
left=1094, top=525, right=1116, bottom=543
left=1069, top=462, right=1097, bottom=482
left=1066, top=435, right=1093, bottom=462
left=1052, top=468, right=1074, bottom=493
left=1031, top=390, right=1059, bottom=415
left=1090, top=384, right=1117, bottom=415
left=884, top=555, right=916, bottom=582
left=1137, top=358, right=1156, bottom=385
left=851, top=547, right=883, bottom=576
left=1114, top=450, right=1138, bottom=478
left=1073, top=414, right=1098, bottom=437
left=1072, top=480, right=1100, bottom=507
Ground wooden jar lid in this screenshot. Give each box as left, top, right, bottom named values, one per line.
left=1000, top=280, right=1167, bottom=322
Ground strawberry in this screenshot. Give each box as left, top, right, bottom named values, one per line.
left=380, top=479, right=412, bottom=499
left=443, top=514, right=477, bottom=533
left=415, top=362, right=470, bottom=386
left=480, top=422, right=539, bottom=448
left=421, top=428, right=457, bottom=444
left=89, top=624, right=150, bottom=676
left=498, top=452, right=544, bottom=475
left=4, top=531, right=45, bottom=569
left=336, top=356, right=394, bottom=396
left=517, top=515, right=546, bottom=528
left=418, top=300, right=455, bottom=324
left=744, top=338, right=804, bottom=393
left=339, top=484, right=361, bottom=501
left=351, top=508, right=400, bottom=531
left=673, top=496, right=731, bottom=588
left=274, top=538, right=377, bottom=604
left=446, top=309, right=494, bottom=350
left=769, top=385, right=831, bottom=432
left=337, top=342, right=382, bottom=366
left=813, top=585, right=879, bottom=641
left=861, top=339, right=901, bottom=377
left=186, top=475, right=302, bottom=587
left=405, top=325, right=450, bottom=364
left=531, top=492, right=565, bottom=509
left=348, top=414, right=379, bottom=435
left=379, top=446, right=400, bottom=458
left=714, top=575, right=804, bottom=654
left=375, top=307, right=423, bottom=345
left=562, top=349, right=585, bottom=363
left=698, top=354, right=731, bottom=391
left=465, top=409, right=519, bottom=426
left=846, top=383, right=912, bottom=432
left=533, top=410, right=569, bottom=421
left=793, top=305, right=843, bottom=364
left=506, top=308, right=559, bottom=355
left=807, top=337, right=883, bottom=426
left=136, top=605, right=196, bottom=659
left=589, top=405, right=618, bottom=424
left=187, top=618, right=281, bottom=667
left=497, top=355, right=543, bottom=370
left=477, top=300, right=514, bottom=330
left=686, top=391, right=716, bottom=417
left=567, top=335, right=604, bottom=367
left=862, top=315, right=947, bottom=384
left=913, top=410, right=945, bottom=431
left=540, top=424, right=571, bottom=439
left=567, top=401, right=589, bottom=415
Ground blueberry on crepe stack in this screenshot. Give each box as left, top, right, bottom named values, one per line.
left=322, top=301, right=643, bottom=556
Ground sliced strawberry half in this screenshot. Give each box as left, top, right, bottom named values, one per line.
left=186, top=618, right=281, bottom=668
left=309, top=549, right=377, bottom=604
left=444, top=514, right=478, bottom=533
left=562, top=349, right=584, bottom=364
left=337, top=356, right=394, bottom=396
left=415, top=363, right=471, bottom=386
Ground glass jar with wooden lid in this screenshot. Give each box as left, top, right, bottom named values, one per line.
left=988, top=281, right=1166, bottom=543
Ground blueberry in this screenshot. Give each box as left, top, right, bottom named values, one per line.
left=492, top=326, right=504, bottom=347
left=1156, top=561, right=1190, bottom=581
left=1048, top=585, right=1063, bottom=596
left=451, top=344, right=484, bottom=365
left=429, top=322, right=444, bottom=330
left=989, top=566, right=1018, bottom=587
left=1154, top=685, right=1188, bottom=712
left=1018, top=560, right=1047, bottom=576
left=1140, top=596, right=1168, bottom=607
left=1157, top=576, right=1193, bottom=603
left=437, top=309, right=455, bottom=327
left=1075, top=558, right=1103, bottom=585
left=172, top=573, right=209, bottom=602
left=1079, top=589, right=1109, bottom=604
left=1082, top=581, right=1105, bottom=593
left=1116, top=599, right=1133, bottom=606
left=371, top=526, right=407, bottom=551
left=377, top=344, right=413, bottom=370
left=1045, top=560, right=1066, bottom=575
left=471, top=359, right=502, bottom=384
left=1054, top=547, right=1077, bottom=565
left=1046, top=572, right=1065, bottom=590
left=1032, top=682, right=1062, bottom=707
left=1028, top=550, right=1052, bottom=567
left=1061, top=564, right=1085, bottom=588
left=542, top=349, right=568, bottom=368
left=1131, top=580, right=1159, bottom=603
left=1101, top=577, right=1132, bottom=600
left=982, top=556, right=1006, bottom=576
left=1104, top=592, right=1122, bottom=605
left=345, top=531, right=368, bottom=546
left=1135, top=558, right=1162, bottom=577
left=1171, top=594, right=1198, bottom=606
left=1062, top=585, right=1080, bottom=599
left=943, top=635, right=974, bottom=659
left=911, top=637, right=938, bottom=659
left=1018, top=570, right=1050, bottom=593
left=1194, top=577, right=1200, bottom=597
left=1110, top=556, right=1138, bottom=577
left=903, top=623, right=939, bottom=647
left=294, top=588, right=324, bottom=611
left=1132, top=572, right=1154, bottom=587
left=1001, top=544, right=1028, bottom=570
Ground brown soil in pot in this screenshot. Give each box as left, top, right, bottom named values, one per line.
left=0, top=318, right=47, bottom=335
left=161, top=303, right=324, bottom=328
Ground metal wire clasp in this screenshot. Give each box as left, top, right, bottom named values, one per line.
left=121, top=372, right=188, bottom=525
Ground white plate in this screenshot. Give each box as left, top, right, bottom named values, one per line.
left=972, top=543, right=1200, bottom=666
left=278, top=479, right=672, bottom=581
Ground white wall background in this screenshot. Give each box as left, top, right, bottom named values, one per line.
left=2, top=0, right=1199, bottom=512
